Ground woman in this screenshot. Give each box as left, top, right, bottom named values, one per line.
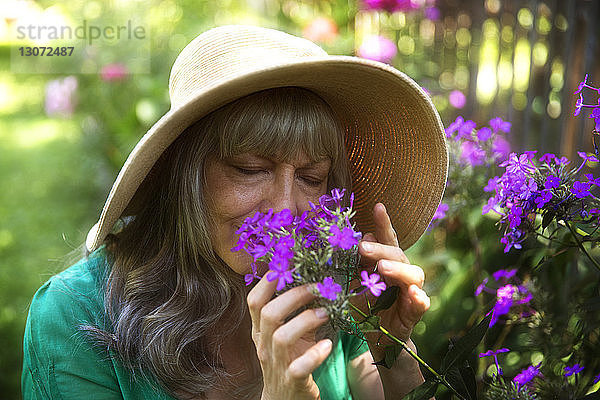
left=22, top=25, right=447, bottom=399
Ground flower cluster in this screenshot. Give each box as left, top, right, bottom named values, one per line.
left=475, top=269, right=534, bottom=327
left=445, top=116, right=511, bottom=167
left=429, top=116, right=512, bottom=228
left=232, top=188, right=387, bottom=331
left=482, top=149, right=600, bottom=253
left=574, top=74, right=600, bottom=131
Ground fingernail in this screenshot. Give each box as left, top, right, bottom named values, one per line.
left=315, top=308, right=329, bottom=319
left=318, top=339, right=332, bottom=352
left=361, top=241, right=373, bottom=252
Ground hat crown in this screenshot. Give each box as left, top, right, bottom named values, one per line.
left=168, top=25, right=328, bottom=109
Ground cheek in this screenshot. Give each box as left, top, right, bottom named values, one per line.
left=205, top=166, right=263, bottom=274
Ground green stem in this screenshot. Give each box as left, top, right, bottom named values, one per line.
left=565, top=221, right=600, bottom=272
left=349, top=303, right=467, bottom=400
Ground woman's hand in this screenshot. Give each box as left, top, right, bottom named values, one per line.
left=352, top=202, right=431, bottom=361
left=247, top=276, right=333, bottom=400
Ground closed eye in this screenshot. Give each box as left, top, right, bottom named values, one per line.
left=235, top=167, right=266, bottom=175
left=300, top=176, right=324, bottom=187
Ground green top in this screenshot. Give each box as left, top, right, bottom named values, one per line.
left=22, top=245, right=369, bottom=400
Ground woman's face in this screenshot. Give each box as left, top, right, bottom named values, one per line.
left=204, top=151, right=331, bottom=275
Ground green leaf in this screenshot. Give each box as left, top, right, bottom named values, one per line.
left=373, top=344, right=404, bottom=369
left=542, top=210, right=555, bottom=230
left=444, top=361, right=477, bottom=400
left=441, top=313, right=492, bottom=373
left=369, top=286, right=400, bottom=314
left=358, top=315, right=380, bottom=333
left=403, top=380, right=438, bottom=400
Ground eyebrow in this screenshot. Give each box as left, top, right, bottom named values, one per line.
left=229, top=153, right=331, bottom=169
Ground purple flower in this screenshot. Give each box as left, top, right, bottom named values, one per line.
left=360, top=270, right=387, bottom=296
left=490, top=284, right=515, bottom=326
left=362, top=0, right=419, bottom=12
left=424, top=6, right=441, bottom=20
left=519, top=178, right=538, bottom=200
left=501, top=153, right=534, bottom=175
left=534, top=190, right=553, bottom=208
left=514, top=363, right=542, bottom=389
left=564, top=364, right=584, bottom=377
left=244, top=262, right=261, bottom=285
left=501, top=230, right=523, bottom=253
left=575, top=94, right=584, bottom=116
left=266, top=254, right=294, bottom=291
left=594, top=372, right=600, bottom=384
left=544, top=175, right=560, bottom=189
left=460, top=141, right=486, bottom=165
left=316, top=276, right=342, bottom=301
left=585, top=173, right=600, bottom=186
left=432, top=203, right=449, bottom=221
left=492, top=268, right=517, bottom=282
left=479, top=348, right=510, bottom=375
left=482, top=196, right=498, bottom=215
left=484, top=176, right=500, bottom=192
left=540, top=153, right=556, bottom=164
left=572, top=181, right=592, bottom=199
left=358, top=35, right=397, bottom=64
left=477, top=127, right=493, bottom=141
left=445, top=116, right=464, bottom=138
left=449, top=90, right=466, bottom=108
left=556, top=156, right=570, bottom=166
left=490, top=117, right=512, bottom=133
left=328, top=225, right=360, bottom=249
left=492, top=136, right=511, bottom=160
left=590, top=107, right=600, bottom=131
left=268, top=209, right=294, bottom=230
left=456, top=119, right=477, bottom=141
left=578, top=151, right=599, bottom=163
left=479, top=348, right=510, bottom=357
left=507, top=206, right=523, bottom=229
left=475, top=278, right=489, bottom=296
left=574, top=74, right=589, bottom=95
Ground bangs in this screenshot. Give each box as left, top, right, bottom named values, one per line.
left=213, top=86, right=345, bottom=165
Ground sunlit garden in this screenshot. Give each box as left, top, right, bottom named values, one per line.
left=2, top=0, right=600, bottom=399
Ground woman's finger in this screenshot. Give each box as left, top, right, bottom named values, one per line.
left=373, top=203, right=400, bottom=247
left=247, top=273, right=279, bottom=333
left=407, top=284, right=431, bottom=321
left=287, top=339, right=333, bottom=380
left=271, top=308, right=330, bottom=361
left=259, top=284, right=317, bottom=340
left=359, top=240, right=410, bottom=265
left=377, top=259, right=425, bottom=289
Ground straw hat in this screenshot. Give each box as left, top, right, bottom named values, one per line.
left=85, top=24, right=448, bottom=253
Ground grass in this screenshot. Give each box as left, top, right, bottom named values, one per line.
left=0, top=91, right=108, bottom=398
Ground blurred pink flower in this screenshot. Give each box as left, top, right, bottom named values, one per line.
left=424, top=6, right=441, bottom=20
left=44, top=76, right=78, bottom=117
left=449, top=90, right=466, bottom=108
left=302, top=17, right=338, bottom=44
left=493, top=136, right=511, bottom=161
left=363, top=0, right=420, bottom=12
left=357, top=35, right=397, bottom=64
left=100, top=63, right=128, bottom=82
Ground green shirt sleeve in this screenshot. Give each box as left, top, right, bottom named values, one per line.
left=22, top=254, right=123, bottom=400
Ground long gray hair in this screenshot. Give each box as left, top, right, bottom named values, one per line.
left=84, top=86, right=352, bottom=399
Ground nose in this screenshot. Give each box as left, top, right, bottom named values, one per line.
left=261, top=167, right=299, bottom=216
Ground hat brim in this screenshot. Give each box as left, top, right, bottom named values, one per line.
left=86, top=55, right=448, bottom=252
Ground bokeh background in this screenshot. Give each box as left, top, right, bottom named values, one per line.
left=1, top=0, right=599, bottom=398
